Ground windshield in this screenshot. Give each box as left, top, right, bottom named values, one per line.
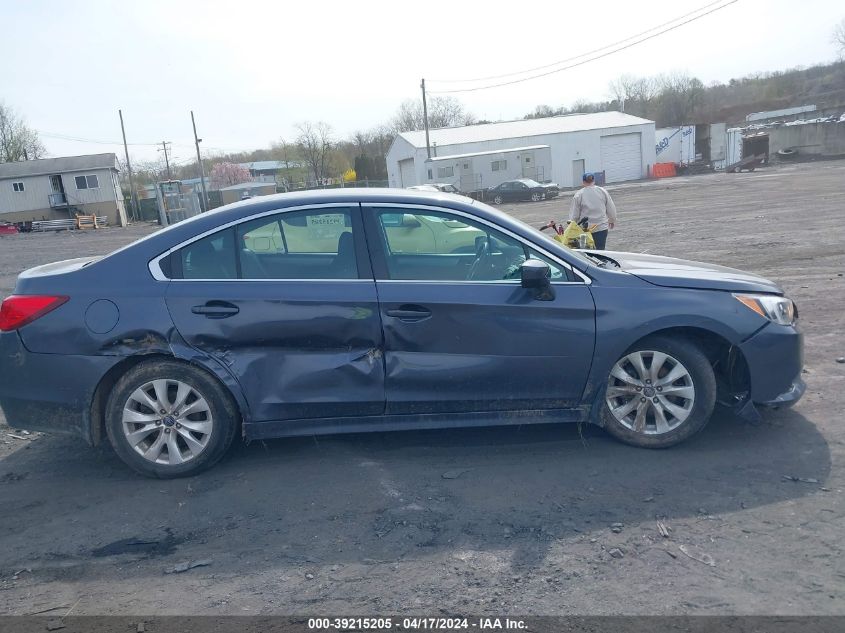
left=519, top=179, right=542, bottom=187
left=472, top=199, right=595, bottom=266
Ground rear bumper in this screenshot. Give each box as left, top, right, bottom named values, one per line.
left=739, top=322, right=805, bottom=406
left=0, top=332, right=119, bottom=443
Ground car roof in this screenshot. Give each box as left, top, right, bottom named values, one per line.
left=101, top=187, right=590, bottom=280
left=113, top=188, right=484, bottom=252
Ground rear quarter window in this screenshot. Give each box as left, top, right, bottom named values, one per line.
left=179, top=228, right=237, bottom=279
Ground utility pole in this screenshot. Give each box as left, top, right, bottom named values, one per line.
left=159, top=141, right=172, bottom=180
left=191, top=111, right=209, bottom=212
left=421, top=78, right=431, bottom=160
left=119, top=110, right=139, bottom=222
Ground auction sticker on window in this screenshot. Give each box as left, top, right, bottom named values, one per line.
left=307, top=213, right=346, bottom=240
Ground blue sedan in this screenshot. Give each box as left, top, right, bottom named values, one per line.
left=0, top=190, right=804, bottom=477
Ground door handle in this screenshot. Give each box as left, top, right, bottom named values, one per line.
left=191, top=302, right=240, bottom=318
left=385, top=306, right=432, bottom=322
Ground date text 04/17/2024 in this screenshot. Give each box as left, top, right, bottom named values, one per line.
left=307, top=617, right=527, bottom=630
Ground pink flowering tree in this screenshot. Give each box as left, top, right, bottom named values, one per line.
left=210, top=162, right=251, bottom=189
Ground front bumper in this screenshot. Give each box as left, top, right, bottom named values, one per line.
left=738, top=322, right=805, bottom=406
left=0, top=331, right=120, bottom=443
left=757, top=376, right=806, bottom=408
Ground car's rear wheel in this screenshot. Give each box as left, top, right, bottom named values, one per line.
left=600, top=336, right=716, bottom=448
left=105, top=359, right=238, bottom=478
left=493, top=194, right=503, bottom=204
left=531, top=192, right=542, bottom=202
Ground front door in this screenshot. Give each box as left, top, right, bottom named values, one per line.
left=49, top=175, right=66, bottom=205
left=572, top=159, right=585, bottom=188
left=165, top=205, right=385, bottom=423
left=522, top=153, right=536, bottom=179
left=364, top=205, right=596, bottom=415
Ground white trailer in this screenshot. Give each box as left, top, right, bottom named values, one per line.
left=655, top=126, right=695, bottom=165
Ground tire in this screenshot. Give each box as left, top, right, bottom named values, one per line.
left=600, top=336, right=716, bottom=448
left=105, top=359, right=239, bottom=478
left=493, top=194, right=503, bottom=205
left=531, top=192, right=542, bottom=202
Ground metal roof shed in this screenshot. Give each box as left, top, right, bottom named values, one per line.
left=386, top=111, right=656, bottom=190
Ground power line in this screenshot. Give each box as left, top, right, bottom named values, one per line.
left=38, top=129, right=274, bottom=157
left=428, top=0, right=729, bottom=85
left=37, top=130, right=212, bottom=149
left=428, top=0, right=739, bottom=94
left=37, top=131, right=161, bottom=146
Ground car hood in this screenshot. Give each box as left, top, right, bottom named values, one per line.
left=595, top=251, right=783, bottom=294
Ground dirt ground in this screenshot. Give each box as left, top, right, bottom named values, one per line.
left=0, top=160, right=843, bottom=616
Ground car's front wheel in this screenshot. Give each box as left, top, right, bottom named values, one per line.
left=105, top=359, right=238, bottom=478
left=492, top=194, right=503, bottom=204
left=530, top=192, right=543, bottom=202
left=600, top=336, right=716, bottom=448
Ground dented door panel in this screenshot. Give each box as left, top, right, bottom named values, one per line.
left=376, top=282, right=596, bottom=414
left=166, top=280, right=385, bottom=422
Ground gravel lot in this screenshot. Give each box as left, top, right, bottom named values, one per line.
left=0, top=161, right=843, bottom=616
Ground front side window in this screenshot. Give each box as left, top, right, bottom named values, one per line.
left=237, top=208, right=357, bottom=279
left=375, top=209, right=568, bottom=282
left=75, top=174, right=99, bottom=190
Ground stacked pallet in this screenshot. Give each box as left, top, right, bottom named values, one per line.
left=30, top=217, right=109, bottom=232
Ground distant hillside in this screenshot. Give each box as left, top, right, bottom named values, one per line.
left=526, top=61, right=845, bottom=127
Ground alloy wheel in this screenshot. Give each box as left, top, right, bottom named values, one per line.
left=121, top=379, right=213, bottom=465
left=605, top=350, right=696, bottom=435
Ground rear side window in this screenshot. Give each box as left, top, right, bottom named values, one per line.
left=238, top=209, right=357, bottom=279
left=167, top=208, right=363, bottom=281
left=180, top=228, right=237, bottom=279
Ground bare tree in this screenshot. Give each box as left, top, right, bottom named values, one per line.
left=270, top=137, right=302, bottom=189
left=834, top=18, right=845, bottom=55
left=0, top=102, right=46, bottom=163
left=653, top=72, right=705, bottom=125
left=390, top=96, right=476, bottom=133
left=608, top=75, right=656, bottom=115
left=296, top=121, right=334, bottom=185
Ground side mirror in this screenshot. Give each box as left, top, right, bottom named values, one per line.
left=402, top=214, right=422, bottom=228
left=520, top=259, right=555, bottom=301
left=520, top=259, right=550, bottom=289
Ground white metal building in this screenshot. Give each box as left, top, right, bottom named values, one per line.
left=386, top=111, right=656, bottom=191
left=0, top=153, right=127, bottom=226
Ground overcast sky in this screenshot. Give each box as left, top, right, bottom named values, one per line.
left=1, top=0, right=842, bottom=164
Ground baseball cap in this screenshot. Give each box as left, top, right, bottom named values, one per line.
left=582, top=172, right=594, bottom=182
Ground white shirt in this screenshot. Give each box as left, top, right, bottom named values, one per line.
left=569, top=184, right=617, bottom=232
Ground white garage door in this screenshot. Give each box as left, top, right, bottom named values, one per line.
left=399, top=159, right=416, bottom=187
left=600, top=133, right=642, bottom=183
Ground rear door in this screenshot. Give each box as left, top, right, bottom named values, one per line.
left=363, top=204, right=596, bottom=415
left=165, top=204, right=385, bottom=423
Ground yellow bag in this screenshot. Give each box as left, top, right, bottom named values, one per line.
left=558, top=221, right=596, bottom=249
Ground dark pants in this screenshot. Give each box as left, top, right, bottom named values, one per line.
left=592, top=229, right=608, bottom=250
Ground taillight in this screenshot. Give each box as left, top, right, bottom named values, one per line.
left=0, top=295, right=69, bottom=332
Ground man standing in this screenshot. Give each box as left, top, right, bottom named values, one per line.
left=569, top=173, right=617, bottom=250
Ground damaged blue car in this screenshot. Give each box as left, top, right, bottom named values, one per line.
left=0, top=189, right=804, bottom=477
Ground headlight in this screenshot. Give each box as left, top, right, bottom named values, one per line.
left=733, top=293, right=797, bottom=325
